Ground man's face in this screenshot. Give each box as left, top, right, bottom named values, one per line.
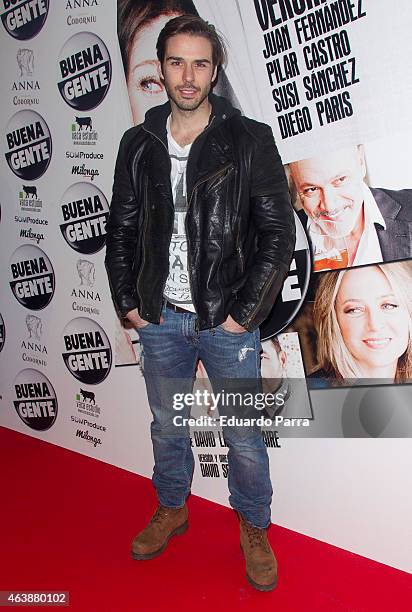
left=290, top=147, right=366, bottom=237
left=160, top=33, right=217, bottom=112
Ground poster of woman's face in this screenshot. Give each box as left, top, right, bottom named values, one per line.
left=288, top=260, right=412, bottom=386
left=125, top=12, right=178, bottom=125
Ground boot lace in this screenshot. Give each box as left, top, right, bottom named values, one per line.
left=243, top=520, right=270, bottom=551
left=150, top=505, right=183, bottom=526
left=150, top=506, right=170, bottom=525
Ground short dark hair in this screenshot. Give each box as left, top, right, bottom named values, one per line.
left=156, top=14, right=227, bottom=69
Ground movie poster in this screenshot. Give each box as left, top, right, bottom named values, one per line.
left=115, top=0, right=412, bottom=398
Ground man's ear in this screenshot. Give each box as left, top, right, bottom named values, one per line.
left=212, top=64, right=218, bottom=82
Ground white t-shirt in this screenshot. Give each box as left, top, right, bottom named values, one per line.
left=163, top=116, right=196, bottom=312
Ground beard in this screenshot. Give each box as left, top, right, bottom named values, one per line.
left=164, top=80, right=212, bottom=112
left=312, top=200, right=363, bottom=238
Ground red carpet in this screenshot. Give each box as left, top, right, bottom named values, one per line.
left=1, top=426, right=411, bottom=611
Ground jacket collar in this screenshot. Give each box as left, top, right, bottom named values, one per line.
left=142, top=93, right=240, bottom=146
left=370, top=187, right=403, bottom=220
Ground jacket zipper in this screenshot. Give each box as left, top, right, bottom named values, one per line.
left=243, top=266, right=281, bottom=327
left=236, top=239, right=245, bottom=275
left=185, top=161, right=234, bottom=331
left=187, top=162, right=234, bottom=207
left=142, top=119, right=228, bottom=330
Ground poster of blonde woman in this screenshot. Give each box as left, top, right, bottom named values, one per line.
left=289, top=260, right=412, bottom=387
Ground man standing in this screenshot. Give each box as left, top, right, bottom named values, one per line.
left=289, top=146, right=412, bottom=270
left=105, top=15, right=294, bottom=591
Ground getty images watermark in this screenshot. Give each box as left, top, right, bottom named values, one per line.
left=172, top=389, right=310, bottom=427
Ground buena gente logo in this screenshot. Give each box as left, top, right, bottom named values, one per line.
left=57, top=31, right=111, bottom=111
left=9, top=244, right=55, bottom=310
left=13, top=368, right=57, bottom=431
left=59, top=182, right=108, bottom=254
left=4, top=109, right=52, bottom=180
left=1, top=0, right=49, bottom=40
left=62, top=317, right=112, bottom=384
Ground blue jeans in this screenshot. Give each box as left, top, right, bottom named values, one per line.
left=138, top=303, right=272, bottom=529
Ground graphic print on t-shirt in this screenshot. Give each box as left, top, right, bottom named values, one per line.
left=164, top=124, right=195, bottom=312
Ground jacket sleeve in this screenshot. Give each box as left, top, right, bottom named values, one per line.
left=104, top=129, right=140, bottom=317
left=230, top=124, right=295, bottom=331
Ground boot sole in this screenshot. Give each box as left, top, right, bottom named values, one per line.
left=131, top=520, right=188, bottom=560
left=240, top=543, right=278, bottom=592
left=246, top=573, right=278, bottom=592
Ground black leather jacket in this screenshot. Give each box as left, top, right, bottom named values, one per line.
left=105, top=95, right=295, bottom=331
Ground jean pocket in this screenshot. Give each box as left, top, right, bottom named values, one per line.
left=217, top=324, right=249, bottom=337
left=136, top=322, right=152, bottom=332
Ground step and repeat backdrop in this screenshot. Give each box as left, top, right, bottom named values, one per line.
left=1, top=0, right=412, bottom=572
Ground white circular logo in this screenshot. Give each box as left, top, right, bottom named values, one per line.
left=62, top=317, right=112, bottom=384
left=57, top=32, right=112, bottom=111
left=13, top=368, right=57, bottom=431
left=4, top=110, right=52, bottom=180
left=9, top=244, right=55, bottom=310
left=59, top=182, right=109, bottom=254
left=1, top=0, right=49, bottom=40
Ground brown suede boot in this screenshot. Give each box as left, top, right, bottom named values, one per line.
left=239, top=514, right=278, bottom=591
left=131, top=504, right=188, bottom=560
